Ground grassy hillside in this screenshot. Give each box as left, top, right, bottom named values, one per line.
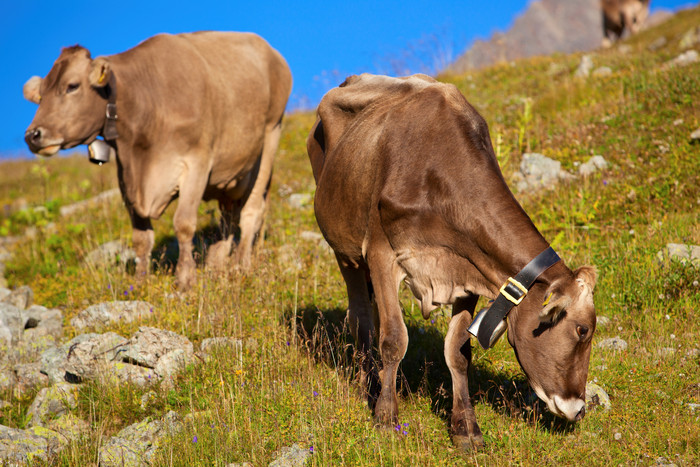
left=1, top=7, right=698, bottom=465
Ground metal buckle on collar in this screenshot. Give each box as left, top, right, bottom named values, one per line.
left=499, top=277, right=527, bottom=305
left=105, top=103, right=118, bottom=120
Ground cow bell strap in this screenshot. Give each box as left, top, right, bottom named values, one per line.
left=473, top=246, right=561, bottom=349
left=102, top=74, right=119, bottom=141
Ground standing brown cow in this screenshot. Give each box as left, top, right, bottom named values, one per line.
left=23, top=32, right=292, bottom=289
left=308, top=74, right=597, bottom=449
left=601, top=0, right=651, bottom=47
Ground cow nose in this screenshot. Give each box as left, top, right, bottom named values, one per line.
left=574, top=405, right=585, bottom=421
left=25, top=127, right=42, bottom=146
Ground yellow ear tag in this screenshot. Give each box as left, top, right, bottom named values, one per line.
left=98, top=70, right=106, bottom=85
left=542, top=292, right=553, bottom=307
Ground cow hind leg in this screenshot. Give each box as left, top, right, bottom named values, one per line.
left=366, top=241, right=408, bottom=427
left=445, top=295, right=484, bottom=450
left=233, top=122, right=281, bottom=269
left=338, top=260, right=379, bottom=407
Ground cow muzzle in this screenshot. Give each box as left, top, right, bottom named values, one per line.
left=24, top=127, right=62, bottom=156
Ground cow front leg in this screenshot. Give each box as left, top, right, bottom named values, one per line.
left=338, top=260, right=379, bottom=407
left=173, top=166, right=208, bottom=290
left=367, top=244, right=407, bottom=426
left=130, top=210, right=153, bottom=279
left=234, top=122, right=280, bottom=269
left=445, top=295, right=484, bottom=450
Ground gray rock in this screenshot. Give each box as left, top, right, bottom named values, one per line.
left=299, top=231, right=323, bottom=243
left=0, top=424, right=62, bottom=464
left=14, top=362, right=49, bottom=395
left=688, top=403, right=700, bottom=412
left=665, top=50, right=699, bottom=68
left=574, top=55, right=594, bottom=78
left=679, top=26, right=700, bottom=49
left=0, top=367, right=16, bottom=393
left=46, top=414, right=91, bottom=443
left=268, top=443, right=313, bottom=467
left=84, top=240, right=137, bottom=269
left=656, top=243, right=700, bottom=267
left=59, top=188, right=120, bottom=218
left=26, top=382, right=79, bottom=427
left=597, top=336, right=628, bottom=351
left=686, top=348, right=700, bottom=358
left=110, top=361, right=157, bottom=387
left=121, top=327, right=194, bottom=369
left=70, top=301, right=154, bottom=331
left=578, top=155, right=609, bottom=176
left=596, top=316, right=611, bottom=327
left=516, top=153, right=573, bottom=192
left=154, top=349, right=195, bottom=388
left=691, top=128, right=700, bottom=142
left=0, top=286, right=33, bottom=310
left=592, top=66, right=612, bottom=77
left=24, top=305, right=63, bottom=339
left=40, top=333, right=102, bottom=384
left=200, top=337, right=243, bottom=358
left=648, top=36, right=667, bottom=51
left=98, top=410, right=183, bottom=467
left=586, top=382, right=611, bottom=410
left=63, top=332, right=129, bottom=383
left=0, top=289, right=9, bottom=302
left=0, top=303, right=26, bottom=348
left=287, top=193, right=312, bottom=209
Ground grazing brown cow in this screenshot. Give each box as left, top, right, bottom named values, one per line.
left=601, top=0, right=651, bottom=47
left=307, top=73, right=597, bottom=449
left=23, top=32, right=292, bottom=289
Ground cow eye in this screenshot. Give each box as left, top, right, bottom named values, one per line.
left=576, top=325, right=589, bottom=340
left=66, top=83, right=80, bottom=94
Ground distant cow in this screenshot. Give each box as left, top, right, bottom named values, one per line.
left=23, top=32, right=292, bottom=289
left=307, top=74, right=597, bottom=449
left=601, top=0, right=651, bottom=46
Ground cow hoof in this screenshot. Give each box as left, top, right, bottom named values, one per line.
left=452, top=434, right=485, bottom=451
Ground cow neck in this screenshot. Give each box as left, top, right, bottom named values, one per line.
left=102, top=73, right=119, bottom=141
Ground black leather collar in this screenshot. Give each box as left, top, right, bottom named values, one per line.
left=470, top=246, right=561, bottom=349
left=102, top=74, right=119, bottom=141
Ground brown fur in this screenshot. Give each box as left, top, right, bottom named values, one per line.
left=601, top=0, right=651, bottom=46
left=308, top=74, right=597, bottom=449
left=24, top=32, right=292, bottom=289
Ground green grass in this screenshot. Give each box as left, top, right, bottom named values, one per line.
left=1, top=7, right=699, bottom=465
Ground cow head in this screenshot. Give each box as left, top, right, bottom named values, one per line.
left=617, top=0, right=650, bottom=34
left=23, top=46, right=112, bottom=156
left=507, top=266, right=597, bottom=421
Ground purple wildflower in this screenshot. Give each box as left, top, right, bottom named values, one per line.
left=402, top=430, right=408, bottom=435
left=309, top=446, right=314, bottom=453
left=313, top=391, right=319, bottom=397
left=192, top=435, right=198, bottom=443
left=395, top=424, right=400, bottom=432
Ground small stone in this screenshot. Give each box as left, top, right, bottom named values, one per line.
left=268, top=443, right=313, bottom=467
left=26, top=383, right=79, bottom=427
left=287, top=193, right=312, bottom=209
left=597, top=337, right=628, bottom=351
left=516, top=153, right=573, bottom=192
left=578, top=155, right=609, bottom=176
left=656, top=347, right=676, bottom=357
left=586, top=382, right=612, bottom=410
left=656, top=243, right=700, bottom=267
left=84, top=240, right=136, bottom=269
left=14, top=362, right=49, bottom=395
left=199, top=337, right=243, bottom=363
left=672, top=119, right=683, bottom=126
left=120, top=327, right=194, bottom=369
left=614, top=432, right=622, bottom=441
left=678, top=26, right=700, bottom=49
left=665, top=50, right=699, bottom=68
left=686, top=349, right=699, bottom=357
left=70, top=301, right=154, bottom=331
left=648, top=36, right=667, bottom=51
left=691, top=128, right=700, bottom=142
left=574, top=55, right=594, bottom=78
left=299, top=231, right=323, bottom=242
left=0, top=286, right=33, bottom=310
left=592, top=66, right=612, bottom=77
left=63, top=332, right=129, bottom=383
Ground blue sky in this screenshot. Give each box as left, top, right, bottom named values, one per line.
left=0, top=0, right=695, bottom=158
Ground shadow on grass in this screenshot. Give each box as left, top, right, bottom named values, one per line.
left=287, top=305, right=576, bottom=436
left=150, top=223, right=235, bottom=274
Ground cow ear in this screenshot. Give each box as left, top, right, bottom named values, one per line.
left=23, top=76, right=42, bottom=104
left=574, top=265, right=597, bottom=292
left=88, top=57, right=112, bottom=88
